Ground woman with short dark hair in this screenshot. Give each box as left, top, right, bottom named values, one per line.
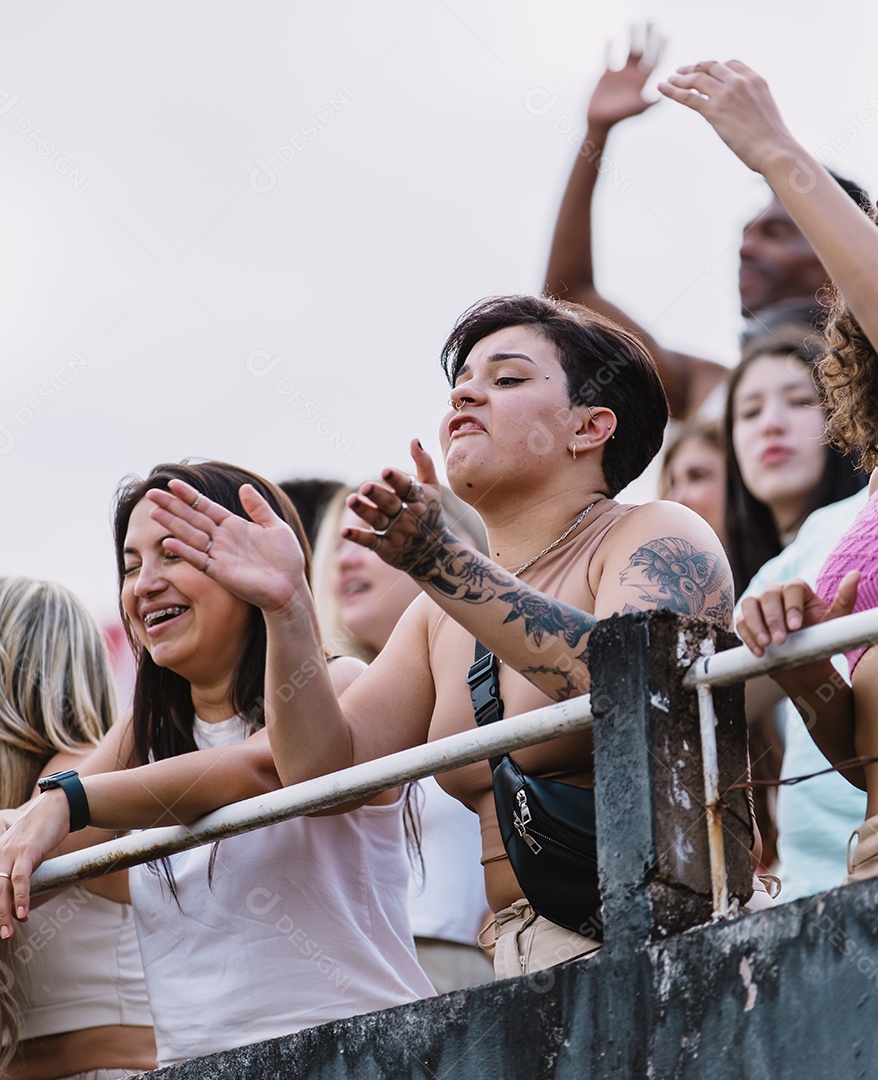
left=133, top=294, right=733, bottom=977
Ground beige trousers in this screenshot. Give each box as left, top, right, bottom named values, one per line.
left=489, top=899, right=601, bottom=981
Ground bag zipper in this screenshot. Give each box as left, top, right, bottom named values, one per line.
left=512, top=788, right=597, bottom=862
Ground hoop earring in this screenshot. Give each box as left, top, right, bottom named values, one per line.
left=572, top=445, right=577, bottom=462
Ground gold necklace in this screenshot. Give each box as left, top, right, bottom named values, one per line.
left=512, top=502, right=597, bottom=577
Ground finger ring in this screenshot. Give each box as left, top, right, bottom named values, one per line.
left=0, top=872, right=11, bottom=880
left=370, top=532, right=382, bottom=552
left=402, top=478, right=424, bottom=503
left=192, top=494, right=202, bottom=510
left=384, top=505, right=406, bottom=532
left=201, top=555, right=212, bottom=574
left=204, top=540, right=213, bottom=555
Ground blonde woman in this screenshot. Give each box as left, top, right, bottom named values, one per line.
left=0, top=576, right=155, bottom=1079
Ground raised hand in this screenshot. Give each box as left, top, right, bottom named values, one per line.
left=587, top=24, right=663, bottom=131
left=343, top=440, right=456, bottom=577
left=657, top=60, right=797, bottom=175
left=146, top=480, right=307, bottom=615
left=737, top=570, right=861, bottom=657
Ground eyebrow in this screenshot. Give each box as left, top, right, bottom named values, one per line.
left=456, top=351, right=537, bottom=378
left=736, top=382, right=818, bottom=404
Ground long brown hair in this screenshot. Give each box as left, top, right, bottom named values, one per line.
left=113, top=461, right=311, bottom=766
left=724, top=327, right=866, bottom=594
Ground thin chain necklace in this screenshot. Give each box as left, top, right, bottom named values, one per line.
left=512, top=502, right=597, bottom=577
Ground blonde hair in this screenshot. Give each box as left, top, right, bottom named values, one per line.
left=0, top=576, right=118, bottom=1065
left=312, top=485, right=488, bottom=662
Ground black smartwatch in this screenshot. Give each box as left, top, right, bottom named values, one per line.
left=37, top=770, right=90, bottom=832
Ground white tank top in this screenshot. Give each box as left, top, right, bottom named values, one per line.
left=129, top=715, right=433, bottom=1066
left=11, top=888, right=152, bottom=1039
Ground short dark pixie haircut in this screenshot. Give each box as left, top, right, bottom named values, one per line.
left=440, top=295, right=668, bottom=496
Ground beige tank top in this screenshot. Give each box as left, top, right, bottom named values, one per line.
left=424, top=495, right=636, bottom=867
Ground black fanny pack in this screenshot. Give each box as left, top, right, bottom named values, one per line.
left=467, top=641, right=602, bottom=939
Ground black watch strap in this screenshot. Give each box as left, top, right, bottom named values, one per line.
left=37, top=770, right=91, bottom=832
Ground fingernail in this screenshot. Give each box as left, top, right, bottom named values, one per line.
left=757, top=633, right=769, bottom=647
left=789, top=612, right=802, bottom=629
left=417, top=440, right=424, bottom=450
left=16, top=907, right=26, bottom=920
left=0, top=925, right=10, bottom=939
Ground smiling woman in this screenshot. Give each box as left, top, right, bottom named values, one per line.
left=0, top=461, right=433, bottom=1069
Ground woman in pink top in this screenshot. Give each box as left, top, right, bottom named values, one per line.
left=660, top=59, right=878, bottom=882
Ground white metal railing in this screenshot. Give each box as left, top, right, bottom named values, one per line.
left=684, top=607, right=878, bottom=919
left=30, top=607, right=878, bottom=924
left=32, top=697, right=593, bottom=895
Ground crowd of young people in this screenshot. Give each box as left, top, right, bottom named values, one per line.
left=1, top=38, right=877, bottom=1077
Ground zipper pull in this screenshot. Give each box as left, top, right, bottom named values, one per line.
left=513, top=790, right=542, bottom=853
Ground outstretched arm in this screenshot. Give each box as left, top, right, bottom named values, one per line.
left=659, top=60, right=878, bottom=352
left=545, top=28, right=726, bottom=418
left=0, top=726, right=283, bottom=936
left=345, top=447, right=733, bottom=696
left=0, top=654, right=363, bottom=936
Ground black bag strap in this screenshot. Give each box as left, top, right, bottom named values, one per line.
left=466, top=640, right=504, bottom=770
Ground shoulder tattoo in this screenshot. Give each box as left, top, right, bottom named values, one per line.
left=618, top=537, right=732, bottom=622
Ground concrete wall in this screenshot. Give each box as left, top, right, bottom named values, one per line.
left=131, top=880, right=878, bottom=1079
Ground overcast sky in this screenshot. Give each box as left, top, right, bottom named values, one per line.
left=2, top=1, right=877, bottom=622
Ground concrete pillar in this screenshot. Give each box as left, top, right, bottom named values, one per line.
left=588, top=610, right=752, bottom=944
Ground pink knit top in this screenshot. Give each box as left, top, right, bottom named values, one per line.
left=815, top=492, right=878, bottom=675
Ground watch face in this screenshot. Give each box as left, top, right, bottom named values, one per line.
left=38, top=769, right=79, bottom=789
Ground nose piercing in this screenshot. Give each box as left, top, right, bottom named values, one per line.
left=448, top=399, right=463, bottom=411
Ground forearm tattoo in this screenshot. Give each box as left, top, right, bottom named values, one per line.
left=399, top=504, right=596, bottom=650
left=619, top=537, right=732, bottom=624
left=519, top=663, right=589, bottom=701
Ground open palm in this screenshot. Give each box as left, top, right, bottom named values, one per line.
left=587, top=29, right=662, bottom=129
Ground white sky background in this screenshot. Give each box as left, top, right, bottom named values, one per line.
left=2, top=1, right=877, bottom=623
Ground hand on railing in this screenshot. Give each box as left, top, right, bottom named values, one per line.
left=736, top=570, right=860, bottom=658
left=0, top=792, right=73, bottom=937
